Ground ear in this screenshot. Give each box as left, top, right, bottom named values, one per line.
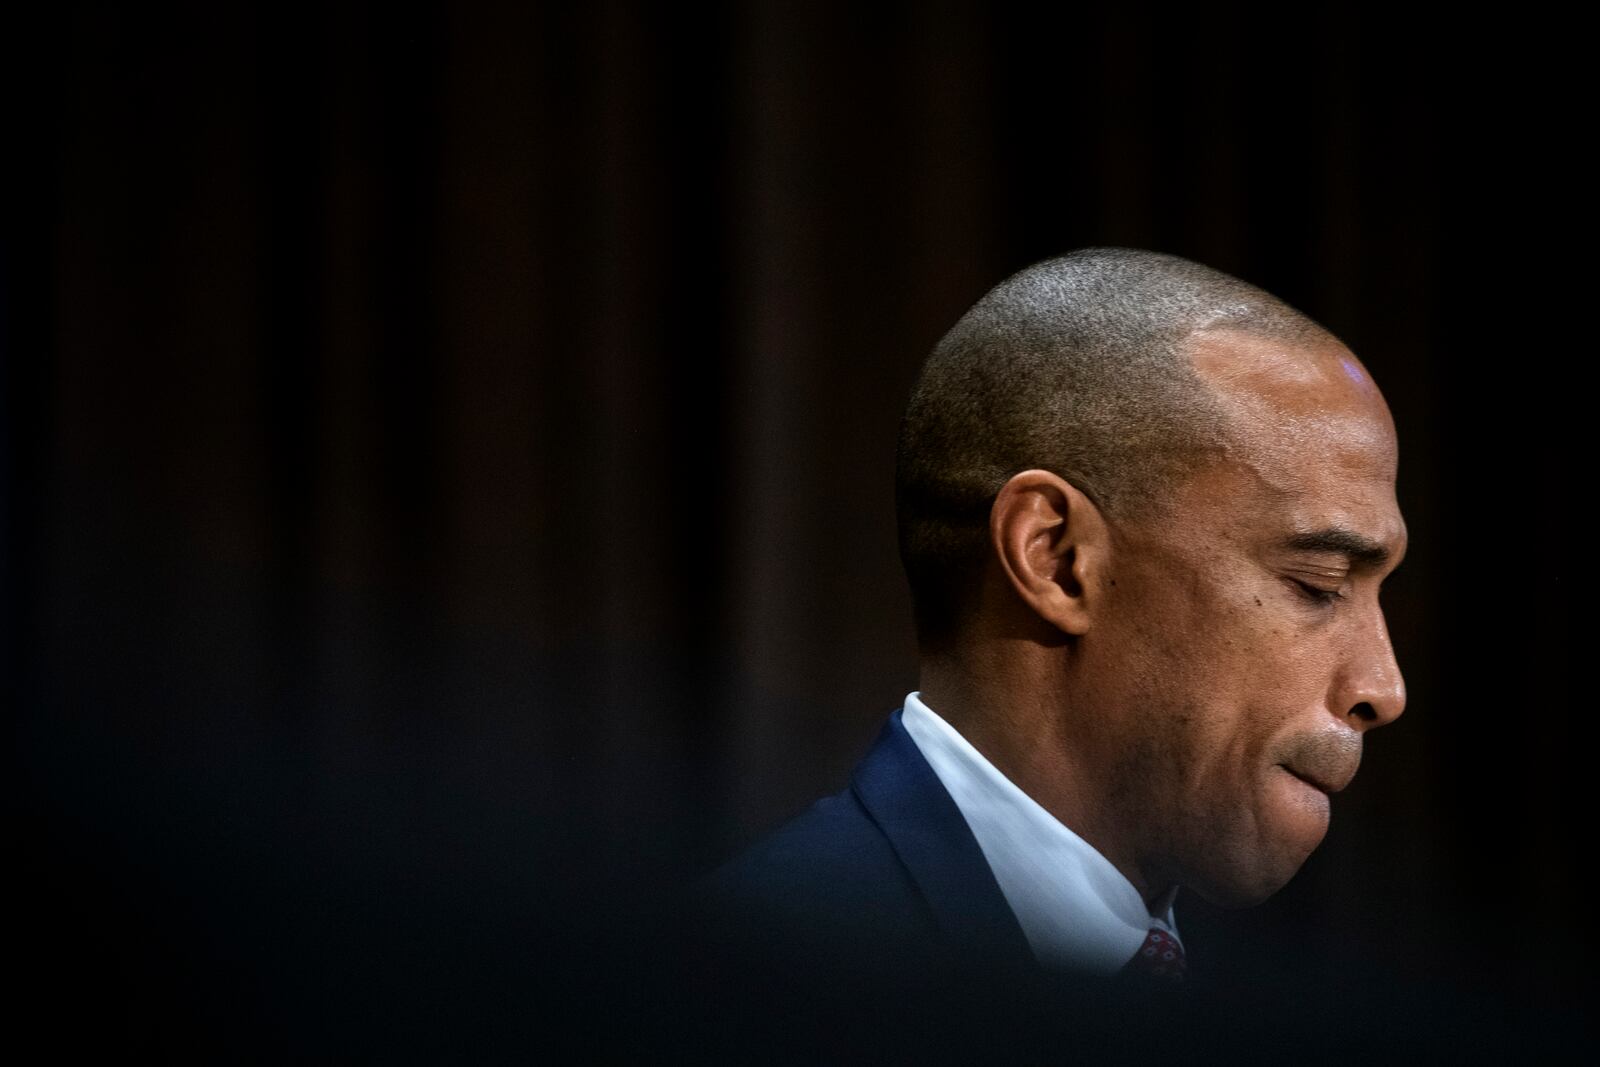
left=989, top=470, right=1110, bottom=637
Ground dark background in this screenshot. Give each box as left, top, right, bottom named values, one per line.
left=6, top=1, right=1584, bottom=1059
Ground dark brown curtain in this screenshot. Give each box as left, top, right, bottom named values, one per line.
left=7, top=1, right=1582, bottom=1056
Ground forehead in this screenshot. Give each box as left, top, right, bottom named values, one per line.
left=1175, top=328, right=1406, bottom=553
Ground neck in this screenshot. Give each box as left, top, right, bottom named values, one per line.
left=918, top=649, right=1174, bottom=910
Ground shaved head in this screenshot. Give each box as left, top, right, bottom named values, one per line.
left=895, top=247, right=1335, bottom=648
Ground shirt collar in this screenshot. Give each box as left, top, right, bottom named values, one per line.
left=900, top=691, right=1181, bottom=974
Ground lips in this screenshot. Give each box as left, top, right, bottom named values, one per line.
left=1278, top=729, right=1363, bottom=795
left=1282, top=764, right=1341, bottom=794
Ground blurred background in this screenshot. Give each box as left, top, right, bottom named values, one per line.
left=6, top=1, right=1583, bottom=1058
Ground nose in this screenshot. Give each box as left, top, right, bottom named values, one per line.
left=1335, top=606, right=1406, bottom=731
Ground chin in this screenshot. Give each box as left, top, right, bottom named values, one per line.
left=1186, top=823, right=1326, bottom=908
left=1193, top=868, right=1300, bottom=909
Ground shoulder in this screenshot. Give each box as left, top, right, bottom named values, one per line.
left=689, top=778, right=944, bottom=984
left=702, top=785, right=923, bottom=926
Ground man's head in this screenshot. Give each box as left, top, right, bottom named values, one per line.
left=896, top=249, right=1406, bottom=907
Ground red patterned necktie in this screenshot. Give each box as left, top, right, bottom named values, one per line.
left=1123, top=927, right=1187, bottom=983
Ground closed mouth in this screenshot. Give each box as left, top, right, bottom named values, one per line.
left=1281, top=764, right=1336, bottom=794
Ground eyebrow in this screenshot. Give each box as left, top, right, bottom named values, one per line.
left=1281, top=528, right=1394, bottom=567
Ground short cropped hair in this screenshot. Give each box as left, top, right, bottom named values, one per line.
left=895, top=248, right=1331, bottom=649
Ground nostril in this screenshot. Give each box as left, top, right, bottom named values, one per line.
left=1350, top=702, right=1379, bottom=724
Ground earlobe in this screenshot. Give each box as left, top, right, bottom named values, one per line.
left=990, top=470, right=1105, bottom=637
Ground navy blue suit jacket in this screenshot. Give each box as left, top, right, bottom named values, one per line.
left=702, top=707, right=1036, bottom=985
left=676, top=709, right=1209, bottom=1061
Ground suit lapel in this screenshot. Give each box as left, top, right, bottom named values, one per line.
left=850, top=708, right=1035, bottom=970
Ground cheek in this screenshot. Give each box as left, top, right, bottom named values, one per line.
left=1100, top=564, right=1323, bottom=787
left=1118, top=582, right=1266, bottom=713
left=1174, top=584, right=1327, bottom=711
left=1135, top=614, right=1306, bottom=788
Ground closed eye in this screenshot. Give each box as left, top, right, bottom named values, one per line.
left=1287, top=577, right=1346, bottom=605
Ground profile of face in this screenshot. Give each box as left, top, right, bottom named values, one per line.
left=1085, top=328, right=1408, bottom=907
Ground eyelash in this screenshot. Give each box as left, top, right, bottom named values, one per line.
left=1291, top=579, right=1346, bottom=605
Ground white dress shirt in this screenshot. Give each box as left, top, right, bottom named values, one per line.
left=899, top=691, right=1181, bottom=974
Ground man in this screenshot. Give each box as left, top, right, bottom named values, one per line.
left=694, top=248, right=1406, bottom=1037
